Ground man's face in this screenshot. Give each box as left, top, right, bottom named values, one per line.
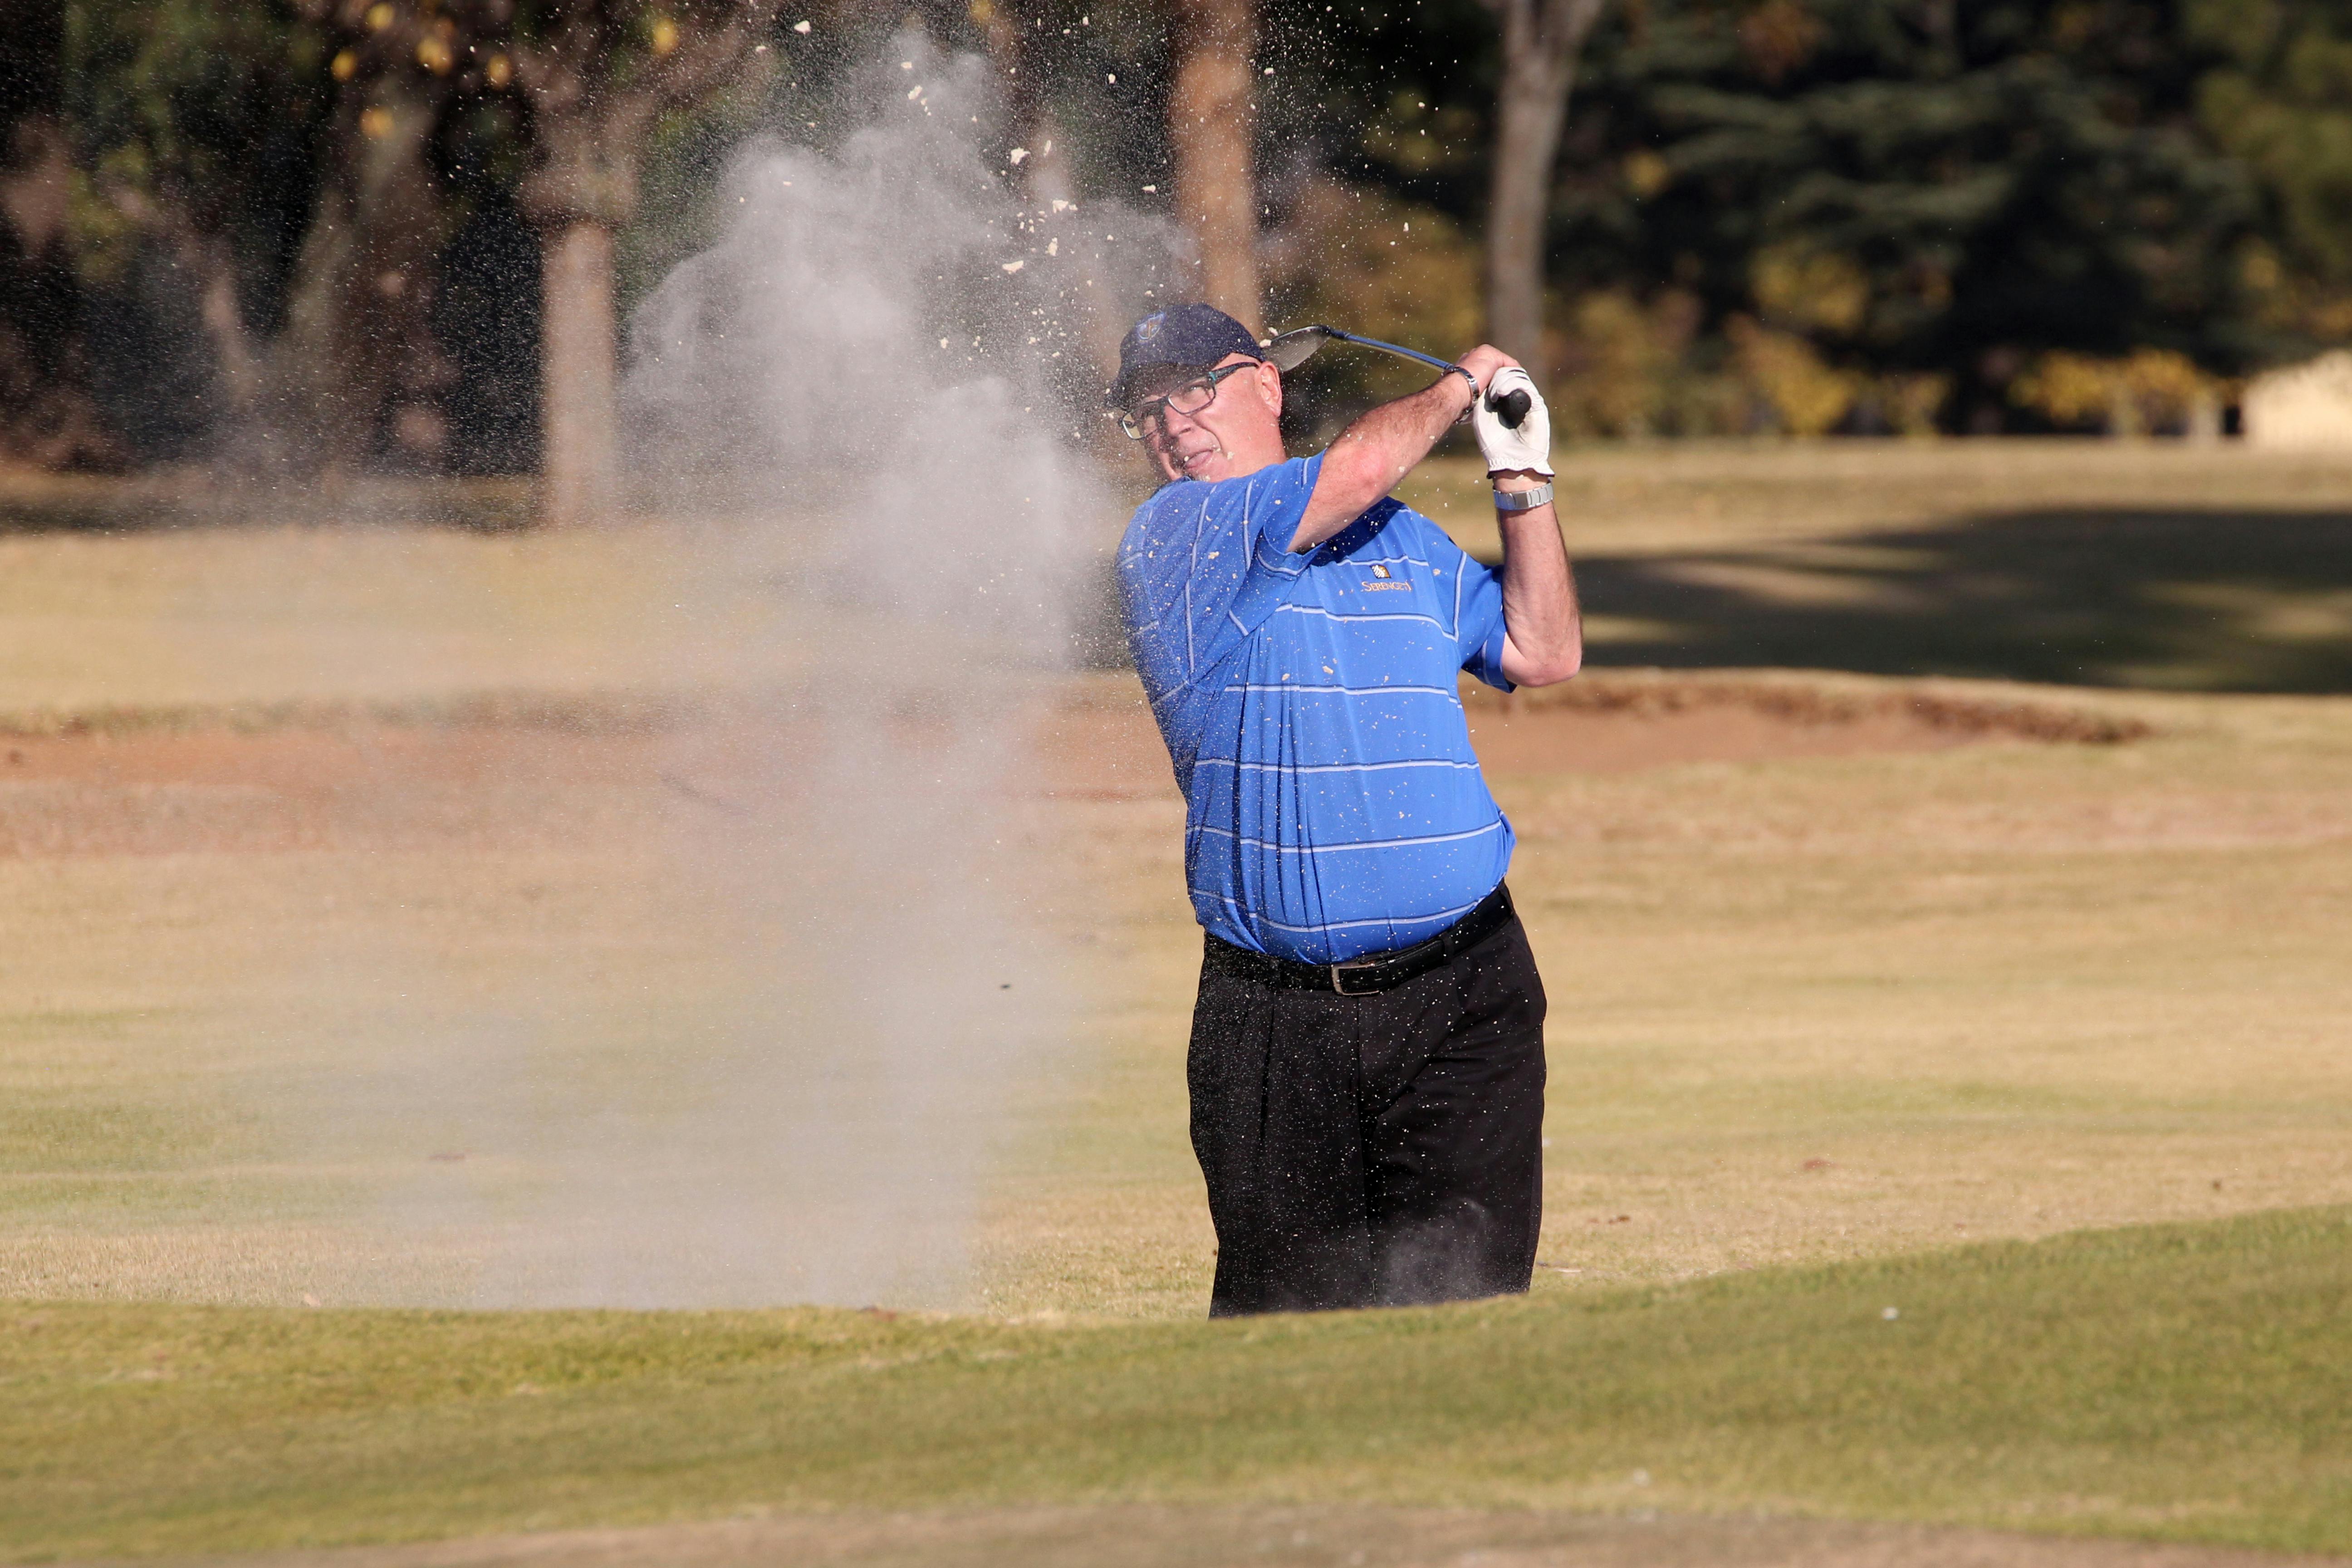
left=1130, top=353, right=1283, bottom=484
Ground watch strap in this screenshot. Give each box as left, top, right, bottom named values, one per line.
left=1491, top=482, right=1555, bottom=513
left=1446, top=365, right=1479, bottom=423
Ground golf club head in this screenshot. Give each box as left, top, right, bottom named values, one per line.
left=1259, top=324, right=1342, bottom=373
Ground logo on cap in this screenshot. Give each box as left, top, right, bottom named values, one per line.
left=1135, top=313, right=1165, bottom=344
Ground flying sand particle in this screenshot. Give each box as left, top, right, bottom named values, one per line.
left=793, top=18, right=809, bottom=31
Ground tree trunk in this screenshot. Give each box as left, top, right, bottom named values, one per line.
left=1168, top=0, right=1261, bottom=332
left=979, top=0, right=1124, bottom=394
left=539, top=217, right=618, bottom=526
left=517, top=88, right=642, bottom=529
left=508, top=0, right=766, bottom=525
left=259, top=71, right=454, bottom=475
left=1482, top=0, right=1607, bottom=367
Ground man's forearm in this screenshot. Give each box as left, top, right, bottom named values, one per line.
left=1496, top=490, right=1583, bottom=687
left=1289, top=376, right=1473, bottom=553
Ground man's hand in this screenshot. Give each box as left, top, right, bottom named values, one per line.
left=1291, top=349, right=1504, bottom=552
left=1474, top=368, right=1576, bottom=688
left=1289, top=344, right=1524, bottom=555
left=1473, top=367, right=1553, bottom=478
left=1455, top=344, right=1519, bottom=401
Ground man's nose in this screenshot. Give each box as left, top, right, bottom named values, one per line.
left=1156, top=402, right=1206, bottom=440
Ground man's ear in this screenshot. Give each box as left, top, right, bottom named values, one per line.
left=1259, top=362, right=1284, bottom=420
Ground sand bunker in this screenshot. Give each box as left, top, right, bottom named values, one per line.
left=0, top=674, right=2143, bottom=858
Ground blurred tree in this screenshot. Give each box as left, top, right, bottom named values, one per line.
left=265, top=0, right=515, bottom=476
left=971, top=0, right=1125, bottom=387
left=59, top=0, right=334, bottom=460
left=1168, top=0, right=1261, bottom=330
left=1479, top=0, right=1608, bottom=366
left=1553, top=0, right=2264, bottom=431
left=511, top=0, right=780, bottom=526
left=973, top=0, right=1078, bottom=208
left=0, top=0, right=118, bottom=466
left=2187, top=0, right=2352, bottom=340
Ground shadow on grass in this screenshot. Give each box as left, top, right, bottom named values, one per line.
left=1578, top=507, right=2352, bottom=693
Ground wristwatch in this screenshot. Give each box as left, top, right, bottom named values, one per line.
left=1491, top=482, right=1554, bottom=513
left=1446, top=365, right=1480, bottom=423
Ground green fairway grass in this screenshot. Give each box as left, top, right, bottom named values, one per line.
left=5, top=1206, right=2349, bottom=1562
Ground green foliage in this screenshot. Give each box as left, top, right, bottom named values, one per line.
left=1549, top=0, right=2267, bottom=429
left=61, top=0, right=332, bottom=313
left=2186, top=0, right=2352, bottom=333
left=1256, top=0, right=2352, bottom=431
left=6, top=1207, right=2351, bottom=1558
left=22, top=0, right=2352, bottom=454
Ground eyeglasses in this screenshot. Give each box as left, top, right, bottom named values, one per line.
left=1119, top=362, right=1255, bottom=440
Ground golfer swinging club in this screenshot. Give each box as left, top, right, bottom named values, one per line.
left=1111, top=303, right=1582, bottom=1316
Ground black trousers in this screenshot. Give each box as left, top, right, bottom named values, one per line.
left=1187, top=893, right=1548, bottom=1317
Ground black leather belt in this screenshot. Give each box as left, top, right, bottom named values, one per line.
left=1204, top=883, right=1516, bottom=996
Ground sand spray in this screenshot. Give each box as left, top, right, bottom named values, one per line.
left=272, top=30, right=1170, bottom=1309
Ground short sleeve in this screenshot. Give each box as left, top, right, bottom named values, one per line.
left=1455, top=556, right=1513, bottom=691
left=1117, top=455, right=1323, bottom=691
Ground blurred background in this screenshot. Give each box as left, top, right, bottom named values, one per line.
left=6, top=0, right=2352, bottom=524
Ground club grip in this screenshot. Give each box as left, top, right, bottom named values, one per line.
left=1489, top=387, right=1532, bottom=429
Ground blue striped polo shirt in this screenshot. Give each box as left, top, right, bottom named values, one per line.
left=1117, top=453, right=1516, bottom=965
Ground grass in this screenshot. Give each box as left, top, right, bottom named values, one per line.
left=5, top=441, right=2351, bottom=1560
left=1400, top=441, right=2352, bottom=691
left=10, top=688, right=2350, bottom=1318
left=5, top=1206, right=2349, bottom=1561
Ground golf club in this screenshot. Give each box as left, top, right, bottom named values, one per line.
left=1259, top=324, right=1534, bottom=429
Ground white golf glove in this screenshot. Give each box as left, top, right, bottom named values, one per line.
left=1472, top=366, right=1553, bottom=478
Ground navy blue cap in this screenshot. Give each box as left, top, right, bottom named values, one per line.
left=1107, top=303, right=1264, bottom=409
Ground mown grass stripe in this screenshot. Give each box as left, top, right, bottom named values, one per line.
left=4, top=1205, right=2348, bottom=1561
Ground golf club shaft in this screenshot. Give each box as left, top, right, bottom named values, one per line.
left=1320, top=329, right=1534, bottom=430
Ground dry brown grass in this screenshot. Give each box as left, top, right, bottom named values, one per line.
left=4, top=450, right=2351, bottom=1321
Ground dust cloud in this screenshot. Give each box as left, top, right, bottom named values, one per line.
left=278, top=32, right=1168, bottom=1310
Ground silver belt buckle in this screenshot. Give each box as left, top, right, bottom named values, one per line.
left=1330, top=960, right=1379, bottom=996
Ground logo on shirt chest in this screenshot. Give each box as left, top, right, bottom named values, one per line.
left=1360, top=563, right=1412, bottom=592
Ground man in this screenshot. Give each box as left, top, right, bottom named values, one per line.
left=1110, top=303, right=1582, bottom=1317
